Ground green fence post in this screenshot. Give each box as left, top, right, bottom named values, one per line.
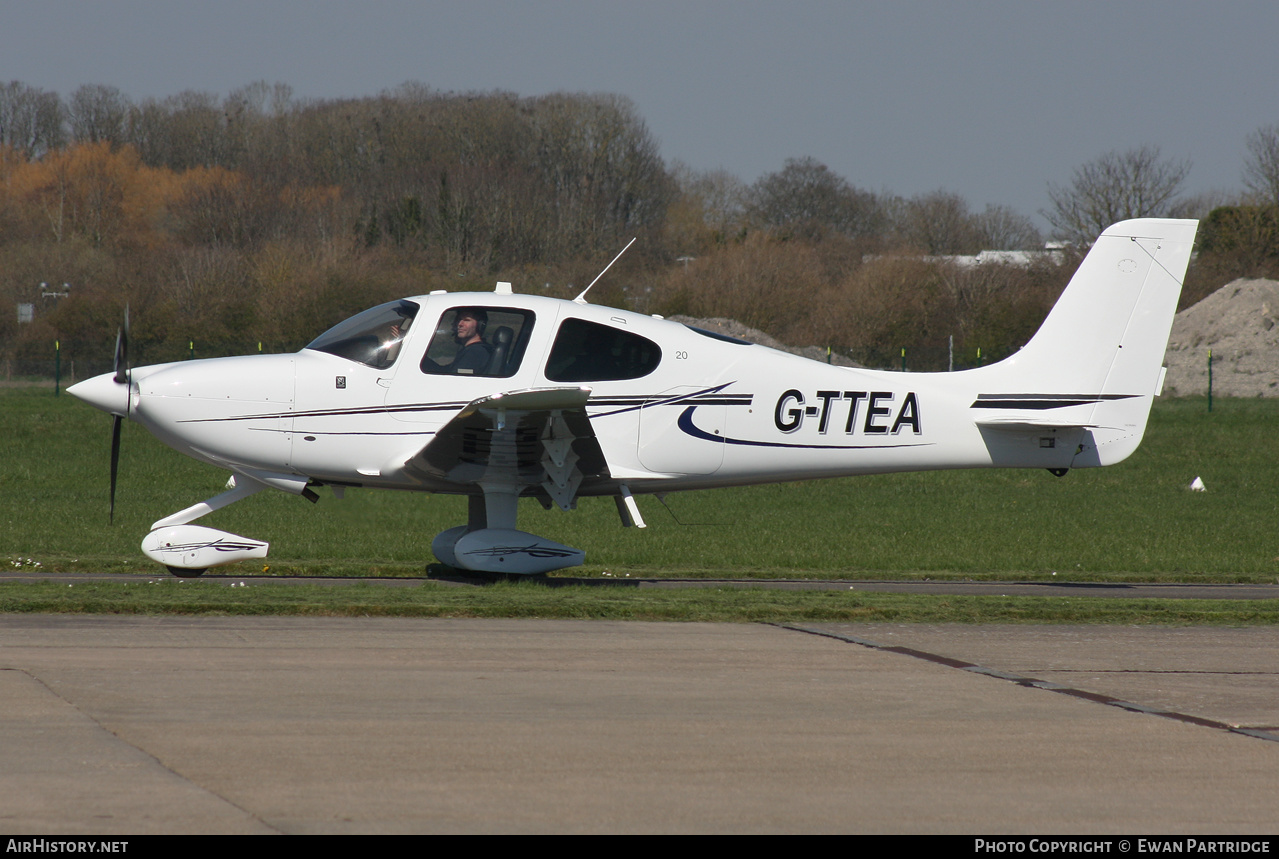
left=1207, top=348, right=1213, bottom=413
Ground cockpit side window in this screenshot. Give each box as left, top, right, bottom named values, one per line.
left=545, top=318, right=662, bottom=382
left=305, top=300, right=419, bottom=370
left=420, top=307, right=535, bottom=378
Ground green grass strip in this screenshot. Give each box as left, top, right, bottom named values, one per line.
left=3, top=580, right=1278, bottom=625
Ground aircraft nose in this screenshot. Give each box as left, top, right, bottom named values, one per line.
left=68, top=372, right=132, bottom=417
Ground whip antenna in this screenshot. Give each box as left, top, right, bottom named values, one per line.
left=574, top=237, right=637, bottom=305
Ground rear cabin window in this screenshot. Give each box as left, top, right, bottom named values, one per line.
left=419, top=306, right=535, bottom=378
left=545, top=318, right=662, bottom=382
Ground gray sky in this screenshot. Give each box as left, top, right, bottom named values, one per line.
left=4, top=1, right=1276, bottom=228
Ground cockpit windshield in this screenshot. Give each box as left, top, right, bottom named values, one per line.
left=305, top=300, right=420, bottom=369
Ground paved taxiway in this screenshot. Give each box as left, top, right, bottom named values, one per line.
left=3, top=616, right=1279, bottom=833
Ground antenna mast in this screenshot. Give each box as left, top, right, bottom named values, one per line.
left=574, top=237, right=637, bottom=305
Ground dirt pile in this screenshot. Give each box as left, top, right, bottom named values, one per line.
left=1162, top=278, right=1279, bottom=398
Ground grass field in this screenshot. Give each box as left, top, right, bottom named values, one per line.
left=4, top=579, right=1279, bottom=625
left=2, top=387, right=1277, bottom=621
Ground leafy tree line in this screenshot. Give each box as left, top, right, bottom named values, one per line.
left=1, top=79, right=1276, bottom=375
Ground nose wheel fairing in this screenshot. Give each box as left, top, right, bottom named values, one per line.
left=140, top=473, right=288, bottom=576
left=142, top=525, right=269, bottom=571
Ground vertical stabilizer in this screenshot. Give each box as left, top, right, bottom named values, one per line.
left=979, top=218, right=1197, bottom=465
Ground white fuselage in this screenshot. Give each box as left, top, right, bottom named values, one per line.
left=101, top=293, right=1090, bottom=497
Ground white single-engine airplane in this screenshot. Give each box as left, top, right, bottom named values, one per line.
left=70, top=218, right=1197, bottom=576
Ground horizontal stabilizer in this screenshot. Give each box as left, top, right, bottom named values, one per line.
left=974, top=417, right=1098, bottom=432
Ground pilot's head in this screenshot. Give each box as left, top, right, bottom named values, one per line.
left=454, top=308, right=487, bottom=344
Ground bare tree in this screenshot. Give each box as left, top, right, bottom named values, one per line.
left=897, top=190, right=982, bottom=254
left=747, top=156, right=884, bottom=241
left=674, top=165, right=746, bottom=234
left=973, top=204, right=1042, bottom=250
left=68, top=84, right=131, bottom=146
left=666, top=163, right=747, bottom=252
left=529, top=92, right=672, bottom=258
left=1243, top=124, right=1279, bottom=205
left=1044, top=145, right=1190, bottom=244
left=128, top=90, right=228, bottom=170
left=0, top=80, right=65, bottom=157
left=893, top=193, right=1041, bottom=254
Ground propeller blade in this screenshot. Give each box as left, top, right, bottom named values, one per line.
left=109, top=306, right=131, bottom=523
left=109, top=415, right=122, bottom=525
left=113, top=305, right=131, bottom=385
left=112, top=327, right=127, bottom=384
left=123, top=305, right=132, bottom=416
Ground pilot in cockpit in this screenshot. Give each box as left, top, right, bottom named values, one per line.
left=422, top=308, right=493, bottom=375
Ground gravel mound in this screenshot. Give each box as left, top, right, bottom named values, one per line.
left=1162, top=278, right=1279, bottom=397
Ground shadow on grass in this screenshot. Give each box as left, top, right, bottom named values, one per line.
left=426, top=564, right=641, bottom=588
